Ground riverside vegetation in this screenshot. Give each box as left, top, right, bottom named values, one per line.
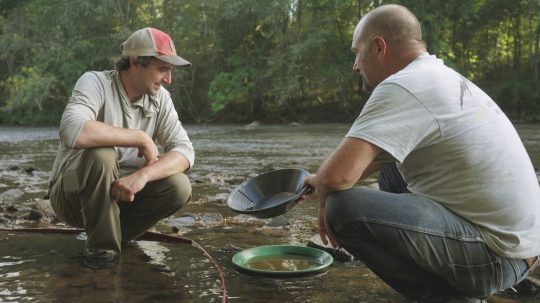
left=0, top=0, right=539, bottom=125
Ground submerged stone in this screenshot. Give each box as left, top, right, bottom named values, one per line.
left=0, top=215, right=9, bottom=225
left=200, top=213, right=223, bottom=225
left=8, top=165, right=22, bottom=171
left=266, top=215, right=289, bottom=227
left=307, top=234, right=354, bottom=262
left=6, top=205, right=18, bottom=212
left=220, top=244, right=242, bottom=254
left=24, top=167, right=37, bottom=175
left=24, top=209, right=43, bottom=221
left=169, top=216, right=196, bottom=228
left=228, top=214, right=267, bottom=226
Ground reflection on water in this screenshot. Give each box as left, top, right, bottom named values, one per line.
left=1, top=123, right=540, bottom=302
left=245, top=255, right=322, bottom=271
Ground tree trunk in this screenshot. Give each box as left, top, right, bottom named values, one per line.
left=356, top=0, right=363, bottom=98
left=513, top=3, right=522, bottom=72
left=534, top=0, right=540, bottom=81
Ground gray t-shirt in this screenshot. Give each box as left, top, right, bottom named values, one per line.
left=49, top=70, right=194, bottom=185
left=347, top=53, right=540, bottom=259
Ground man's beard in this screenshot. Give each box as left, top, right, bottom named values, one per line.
left=361, top=75, right=373, bottom=95
left=145, top=83, right=160, bottom=96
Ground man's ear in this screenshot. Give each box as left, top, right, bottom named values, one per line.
left=373, top=36, right=387, bottom=61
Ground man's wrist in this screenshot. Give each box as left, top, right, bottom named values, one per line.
left=133, top=168, right=151, bottom=183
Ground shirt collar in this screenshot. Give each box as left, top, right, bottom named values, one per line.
left=114, top=71, right=159, bottom=117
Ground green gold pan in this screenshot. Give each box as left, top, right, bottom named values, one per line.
left=232, top=245, right=333, bottom=276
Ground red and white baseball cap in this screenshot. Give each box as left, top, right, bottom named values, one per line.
left=121, top=27, right=191, bottom=67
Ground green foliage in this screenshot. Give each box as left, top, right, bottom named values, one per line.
left=1, top=66, right=55, bottom=124
left=484, top=73, right=540, bottom=121
left=0, top=0, right=539, bottom=124
left=208, top=68, right=255, bottom=113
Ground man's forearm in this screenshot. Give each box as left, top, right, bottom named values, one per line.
left=73, top=120, right=149, bottom=149
left=316, top=138, right=382, bottom=205
left=134, top=151, right=190, bottom=182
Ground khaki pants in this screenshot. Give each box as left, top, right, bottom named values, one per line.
left=49, top=147, right=191, bottom=253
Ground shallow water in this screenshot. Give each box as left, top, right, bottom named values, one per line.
left=1, top=123, right=540, bottom=302
left=244, top=255, right=323, bottom=271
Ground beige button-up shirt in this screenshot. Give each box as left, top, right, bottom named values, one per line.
left=49, top=70, right=194, bottom=186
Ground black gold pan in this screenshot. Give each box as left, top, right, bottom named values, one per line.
left=227, top=168, right=311, bottom=218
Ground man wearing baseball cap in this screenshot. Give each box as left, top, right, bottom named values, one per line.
left=48, top=27, right=194, bottom=269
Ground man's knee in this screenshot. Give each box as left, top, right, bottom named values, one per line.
left=325, top=188, right=365, bottom=225
left=163, top=173, right=192, bottom=208
left=84, top=147, right=117, bottom=172
left=325, top=187, right=385, bottom=240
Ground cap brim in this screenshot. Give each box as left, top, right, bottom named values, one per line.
left=156, top=55, right=191, bottom=67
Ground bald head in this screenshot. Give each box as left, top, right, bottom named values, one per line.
left=351, top=5, right=426, bottom=92
left=352, top=4, right=425, bottom=51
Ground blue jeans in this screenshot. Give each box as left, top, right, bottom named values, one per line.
left=325, top=163, right=533, bottom=302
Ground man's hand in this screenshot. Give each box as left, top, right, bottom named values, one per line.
left=111, top=172, right=149, bottom=202
left=318, top=202, right=340, bottom=248
left=300, top=173, right=339, bottom=248
left=137, top=132, right=159, bottom=166
left=299, top=174, right=319, bottom=201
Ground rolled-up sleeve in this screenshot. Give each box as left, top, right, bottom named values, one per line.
left=59, top=72, right=103, bottom=148
left=155, top=92, right=195, bottom=168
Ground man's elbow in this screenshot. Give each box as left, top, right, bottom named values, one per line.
left=317, top=172, right=356, bottom=192
left=59, top=119, right=89, bottom=150
left=59, top=128, right=79, bottom=149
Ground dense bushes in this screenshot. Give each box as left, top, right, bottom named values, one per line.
left=0, top=0, right=538, bottom=124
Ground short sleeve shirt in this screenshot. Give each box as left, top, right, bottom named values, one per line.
left=347, top=53, right=540, bottom=258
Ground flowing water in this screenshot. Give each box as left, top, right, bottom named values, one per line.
left=1, top=123, right=540, bottom=303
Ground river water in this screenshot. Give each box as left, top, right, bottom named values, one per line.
left=0, top=123, right=539, bottom=303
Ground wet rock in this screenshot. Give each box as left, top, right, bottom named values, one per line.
left=227, top=214, right=268, bottom=227
left=24, top=167, right=38, bottom=175
left=171, top=226, right=191, bottom=234
left=187, top=197, right=207, bottom=205
left=220, top=244, right=242, bottom=254
left=0, top=189, right=24, bottom=201
left=3, top=213, right=16, bottom=220
left=24, top=209, right=43, bottom=221
left=307, top=234, right=354, bottom=262
left=8, top=165, right=22, bottom=171
left=0, top=206, right=4, bottom=212
left=206, top=193, right=229, bottom=203
left=198, top=173, right=246, bottom=188
left=200, top=213, right=223, bottom=226
left=224, top=176, right=245, bottom=185
left=6, top=205, right=18, bottom=212
left=208, top=174, right=225, bottom=185
left=266, top=215, right=289, bottom=227
left=0, top=215, right=10, bottom=225
left=169, top=215, right=197, bottom=228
